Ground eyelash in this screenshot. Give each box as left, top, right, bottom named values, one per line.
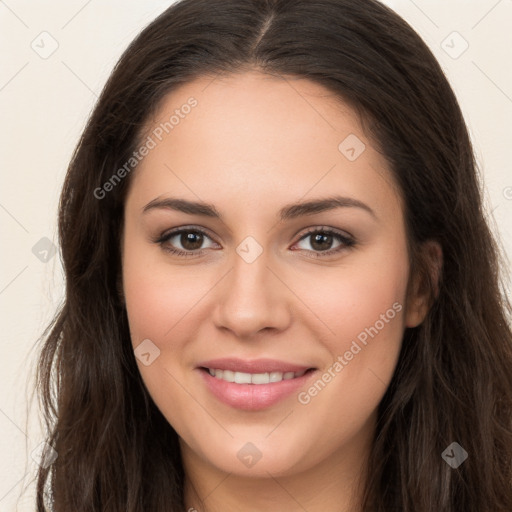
left=153, top=225, right=356, bottom=259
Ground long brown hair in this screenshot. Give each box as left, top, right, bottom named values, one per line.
left=33, top=0, right=512, bottom=510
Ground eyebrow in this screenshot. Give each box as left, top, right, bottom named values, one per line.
left=142, top=195, right=377, bottom=221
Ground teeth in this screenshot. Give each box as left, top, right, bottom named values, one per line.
left=251, top=372, right=270, bottom=384
left=207, top=368, right=307, bottom=384
left=234, top=371, right=252, bottom=384
left=222, top=369, right=235, bottom=382
left=269, top=371, right=283, bottom=382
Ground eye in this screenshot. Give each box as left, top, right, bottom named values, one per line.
left=154, top=227, right=219, bottom=256
left=292, top=227, right=356, bottom=257
left=153, top=225, right=356, bottom=258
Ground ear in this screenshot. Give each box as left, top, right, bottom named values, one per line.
left=404, top=240, right=443, bottom=328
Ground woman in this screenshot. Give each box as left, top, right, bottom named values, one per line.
left=34, top=0, right=512, bottom=510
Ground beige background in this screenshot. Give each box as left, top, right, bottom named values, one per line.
left=1, top=0, right=511, bottom=509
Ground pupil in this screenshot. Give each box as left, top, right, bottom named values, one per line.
left=311, top=233, right=332, bottom=251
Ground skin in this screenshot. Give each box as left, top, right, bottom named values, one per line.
left=121, top=70, right=441, bottom=512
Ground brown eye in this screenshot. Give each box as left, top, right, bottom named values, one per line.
left=179, top=231, right=204, bottom=251
left=309, top=232, right=335, bottom=251
left=294, top=228, right=356, bottom=257
left=155, top=227, right=218, bottom=256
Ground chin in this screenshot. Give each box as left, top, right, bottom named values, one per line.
left=186, top=433, right=316, bottom=478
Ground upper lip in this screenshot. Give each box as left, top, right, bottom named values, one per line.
left=197, top=358, right=314, bottom=374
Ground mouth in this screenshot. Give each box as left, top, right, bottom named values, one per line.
left=196, top=358, right=318, bottom=411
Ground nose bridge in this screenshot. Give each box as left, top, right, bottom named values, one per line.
left=213, top=238, right=290, bottom=337
left=231, top=243, right=270, bottom=297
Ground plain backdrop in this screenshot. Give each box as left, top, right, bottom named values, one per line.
left=1, top=0, right=511, bottom=509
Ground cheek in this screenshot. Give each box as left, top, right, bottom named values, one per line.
left=291, top=244, right=408, bottom=422
left=289, top=242, right=409, bottom=351
left=122, top=252, right=208, bottom=433
left=122, top=243, right=211, bottom=344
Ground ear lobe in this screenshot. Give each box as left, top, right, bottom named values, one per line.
left=405, top=240, right=443, bottom=328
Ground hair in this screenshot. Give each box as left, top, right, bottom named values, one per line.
left=32, top=0, right=512, bottom=510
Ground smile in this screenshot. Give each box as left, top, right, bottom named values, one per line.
left=196, top=358, right=318, bottom=410
left=204, top=368, right=309, bottom=384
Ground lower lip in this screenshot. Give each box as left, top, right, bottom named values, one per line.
left=197, top=368, right=317, bottom=411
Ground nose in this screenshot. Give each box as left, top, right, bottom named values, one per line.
left=212, top=247, right=292, bottom=339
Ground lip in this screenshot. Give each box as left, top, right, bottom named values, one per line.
left=196, top=358, right=317, bottom=411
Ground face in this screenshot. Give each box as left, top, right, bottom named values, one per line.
left=121, top=70, right=428, bottom=480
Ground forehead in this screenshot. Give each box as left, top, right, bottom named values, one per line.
left=141, top=70, right=364, bottom=157
left=129, top=70, right=403, bottom=221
